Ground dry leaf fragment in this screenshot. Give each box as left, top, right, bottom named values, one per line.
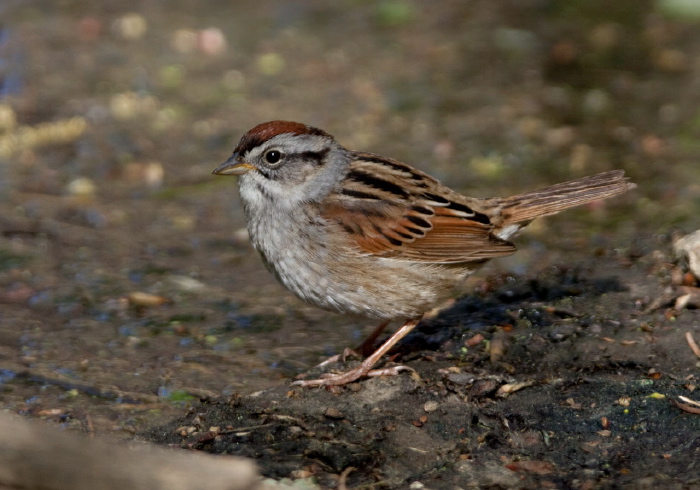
left=564, top=398, right=583, bottom=409
left=127, top=291, right=169, bottom=307
left=647, top=392, right=666, bottom=399
left=615, top=396, right=631, bottom=407
left=675, top=294, right=693, bottom=310
left=679, top=395, right=700, bottom=407
left=465, top=333, right=485, bottom=347
left=672, top=396, right=700, bottom=415
left=489, top=336, right=506, bottom=363
left=496, top=380, right=535, bottom=397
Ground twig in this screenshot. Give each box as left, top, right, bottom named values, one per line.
left=338, top=466, right=355, bottom=490
left=686, top=332, right=700, bottom=359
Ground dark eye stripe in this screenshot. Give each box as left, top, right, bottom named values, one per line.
left=298, top=148, right=330, bottom=165
left=347, top=169, right=409, bottom=199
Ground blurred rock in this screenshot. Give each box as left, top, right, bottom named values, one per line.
left=123, top=161, right=164, bottom=189
left=674, top=229, right=700, bottom=280
left=198, top=28, right=227, bottom=55
left=109, top=92, right=159, bottom=121
left=66, top=177, right=97, bottom=198
left=545, top=126, right=576, bottom=149
left=112, top=13, right=148, bottom=41
left=493, top=28, right=537, bottom=58
left=589, top=23, right=621, bottom=51
left=582, top=89, right=610, bottom=116
left=171, top=29, right=198, bottom=54
left=77, top=17, right=102, bottom=42
left=654, top=48, right=688, bottom=72
left=0, top=104, right=16, bottom=131
left=256, top=53, right=285, bottom=76
left=166, top=275, right=207, bottom=293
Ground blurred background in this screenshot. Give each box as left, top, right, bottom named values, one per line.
left=0, top=0, right=699, bottom=435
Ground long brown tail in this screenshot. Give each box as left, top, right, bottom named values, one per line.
left=498, top=170, right=636, bottom=224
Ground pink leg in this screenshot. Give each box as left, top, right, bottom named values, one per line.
left=356, top=320, right=391, bottom=356
left=311, top=319, right=392, bottom=368
left=292, top=319, right=420, bottom=387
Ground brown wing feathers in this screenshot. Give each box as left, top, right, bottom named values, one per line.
left=324, top=154, right=517, bottom=262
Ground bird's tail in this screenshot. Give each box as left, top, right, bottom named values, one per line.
left=496, top=170, right=636, bottom=224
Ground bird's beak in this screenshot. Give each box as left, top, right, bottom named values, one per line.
left=212, top=153, right=256, bottom=176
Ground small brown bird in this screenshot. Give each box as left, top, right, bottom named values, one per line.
left=213, top=121, right=635, bottom=386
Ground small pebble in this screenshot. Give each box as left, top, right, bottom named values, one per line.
left=549, top=324, right=575, bottom=342
left=423, top=400, right=439, bottom=413
left=66, top=177, right=96, bottom=198
left=323, top=407, right=344, bottom=419
left=675, top=229, right=700, bottom=280
left=446, top=372, right=476, bottom=385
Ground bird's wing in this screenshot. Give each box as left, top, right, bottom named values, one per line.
left=321, top=152, right=516, bottom=263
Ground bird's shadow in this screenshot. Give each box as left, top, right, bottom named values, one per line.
left=400, top=265, right=627, bottom=353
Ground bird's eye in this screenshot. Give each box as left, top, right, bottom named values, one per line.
left=264, top=150, right=283, bottom=165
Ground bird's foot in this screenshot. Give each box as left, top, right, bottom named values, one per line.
left=292, top=318, right=420, bottom=387
left=314, top=347, right=360, bottom=369
left=291, top=360, right=414, bottom=387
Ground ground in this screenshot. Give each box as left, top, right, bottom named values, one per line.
left=144, top=238, right=700, bottom=488
left=1, top=1, right=700, bottom=489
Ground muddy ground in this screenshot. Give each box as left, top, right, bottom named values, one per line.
left=145, top=238, right=700, bottom=488
left=1, top=1, right=700, bottom=489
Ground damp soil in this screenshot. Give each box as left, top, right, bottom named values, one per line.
left=143, top=241, right=700, bottom=489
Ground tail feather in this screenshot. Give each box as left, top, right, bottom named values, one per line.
left=498, top=170, right=636, bottom=224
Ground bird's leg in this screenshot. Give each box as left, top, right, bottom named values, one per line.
left=313, top=319, right=391, bottom=368
left=356, top=320, right=391, bottom=356
left=292, top=318, right=420, bottom=387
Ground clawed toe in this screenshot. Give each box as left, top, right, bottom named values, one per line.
left=291, top=362, right=414, bottom=387
left=315, top=347, right=360, bottom=369
left=293, top=319, right=420, bottom=387
left=364, top=365, right=415, bottom=377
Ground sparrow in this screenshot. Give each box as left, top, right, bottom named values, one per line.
left=213, top=120, right=635, bottom=386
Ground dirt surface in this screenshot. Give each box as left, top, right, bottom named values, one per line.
left=1, top=1, right=700, bottom=488
left=145, top=239, right=700, bottom=488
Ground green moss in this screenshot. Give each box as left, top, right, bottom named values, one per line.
left=0, top=249, right=29, bottom=271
